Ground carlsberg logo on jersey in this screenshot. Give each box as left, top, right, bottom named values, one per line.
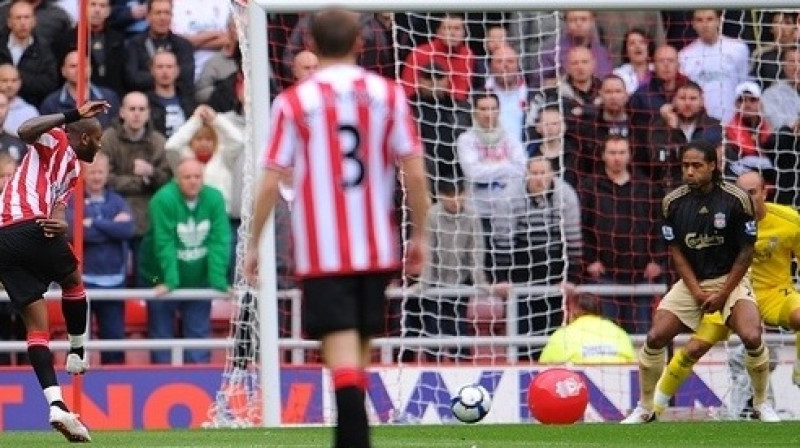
left=177, top=217, right=210, bottom=261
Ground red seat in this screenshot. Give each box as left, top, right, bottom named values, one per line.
left=124, top=299, right=148, bottom=337
left=211, top=299, right=232, bottom=335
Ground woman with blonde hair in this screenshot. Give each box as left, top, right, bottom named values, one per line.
left=164, top=104, right=243, bottom=214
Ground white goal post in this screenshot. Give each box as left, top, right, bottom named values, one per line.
left=253, top=0, right=800, bottom=11
left=236, top=0, right=800, bottom=428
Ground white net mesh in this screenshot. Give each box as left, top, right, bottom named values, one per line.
left=203, top=0, right=262, bottom=428
left=208, top=6, right=800, bottom=426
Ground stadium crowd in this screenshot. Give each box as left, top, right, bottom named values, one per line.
left=1, top=1, right=800, bottom=365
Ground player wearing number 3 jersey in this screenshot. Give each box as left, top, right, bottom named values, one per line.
left=245, top=9, right=430, bottom=448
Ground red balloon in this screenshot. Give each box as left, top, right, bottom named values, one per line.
left=527, top=368, right=589, bottom=424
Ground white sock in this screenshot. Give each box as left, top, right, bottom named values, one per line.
left=43, top=386, right=63, bottom=405
left=654, top=390, right=670, bottom=408
left=68, top=334, right=85, bottom=350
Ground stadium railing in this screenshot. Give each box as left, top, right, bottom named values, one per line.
left=0, top=285, right=793, bottom=365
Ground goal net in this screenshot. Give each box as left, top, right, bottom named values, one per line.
left=207, top=3, right=800, bottom=427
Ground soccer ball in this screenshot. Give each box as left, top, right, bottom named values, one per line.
left=450, top=384, right=492, bottom=423
left=527, top=368, right=588, bottom=424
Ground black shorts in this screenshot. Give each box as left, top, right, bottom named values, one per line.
left=300, top=273, right=392, bottom=340
left=0, top=220, right=78, bottom=310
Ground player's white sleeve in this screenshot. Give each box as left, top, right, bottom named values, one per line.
left=388, top=84, right=422, bottom=159
left=264, top=95, right=297, bottom=170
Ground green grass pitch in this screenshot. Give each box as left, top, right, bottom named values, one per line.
left=2, top=422, right=800, bottom=447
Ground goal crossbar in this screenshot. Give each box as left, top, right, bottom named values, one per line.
left=254, top=0, right=800, bottom=12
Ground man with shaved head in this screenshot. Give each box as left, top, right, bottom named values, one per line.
left=291, top=49, right=318, bottom=82
left=138, top=156, right=231, bottom=365
left=483, top=44, right=527, bottom=142
left=102, top=91, right=172, bottom=281
left=629, top=44, right=688, bottom=129
left=0, top=99, right=109, bottom=442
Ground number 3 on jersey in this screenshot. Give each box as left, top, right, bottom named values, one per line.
left=338, top=124, right=365, bottom=188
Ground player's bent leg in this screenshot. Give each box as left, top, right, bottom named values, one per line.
left=20, top=300, right=91, bottom=441
left=59, top=272, right=89, bottom=375
left=621, top=310, right=684, bottom=424
left=727, top=300, right=778, bottom=422
left=323, top=330, right=370, bottom=448
left=654, top=315, right=730, bottom=415
left=654, top=342, right=707, bottom=415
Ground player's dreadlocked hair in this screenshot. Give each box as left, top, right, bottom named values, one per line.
left=681, top=139, right=723, bottom=183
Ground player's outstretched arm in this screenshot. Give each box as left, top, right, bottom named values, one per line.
left=18, top=100, right=110, bottom=144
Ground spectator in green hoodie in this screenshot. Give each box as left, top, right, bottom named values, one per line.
left=139, top=157, right=231, bottom=364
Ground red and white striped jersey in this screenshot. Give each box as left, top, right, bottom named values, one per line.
left=265, top=64, right=422, bottom=277
left=0, top=128, right=80, bottom=226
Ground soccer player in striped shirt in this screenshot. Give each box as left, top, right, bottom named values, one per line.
left=0, top=100, right=108, bottom=442
left=245, top=9, right=429, bottom=448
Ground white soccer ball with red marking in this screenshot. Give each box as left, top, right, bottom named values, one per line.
left=450, top=384, right=492, bottom=423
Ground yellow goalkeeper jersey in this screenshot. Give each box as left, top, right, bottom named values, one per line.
left=751, top=202, right=800, bottom=294
left=539, top=315, right=635, bottom=364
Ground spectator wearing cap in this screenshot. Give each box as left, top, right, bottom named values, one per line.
left=411, top=61, right=470, bottom=183
left=723, top=81, right=776, bottom=184
left=539, top=293, right=636, bottom=364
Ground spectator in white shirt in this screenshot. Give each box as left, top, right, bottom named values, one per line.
left=457, top=91, right=527, bottom=282
left=613, top=28, right=655, bottom=95
left=0, top=63, right=36, bottom=136
left=761, top=46, right=800, bottom=133
left=678, top=9, right=750, bottom=124
left=171, top=0, right=230, bottom=80
left=483, top=45, right=527, bottom=143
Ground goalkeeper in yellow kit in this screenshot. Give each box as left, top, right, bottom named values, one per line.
left=651, top=171, right=798, bottom=421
